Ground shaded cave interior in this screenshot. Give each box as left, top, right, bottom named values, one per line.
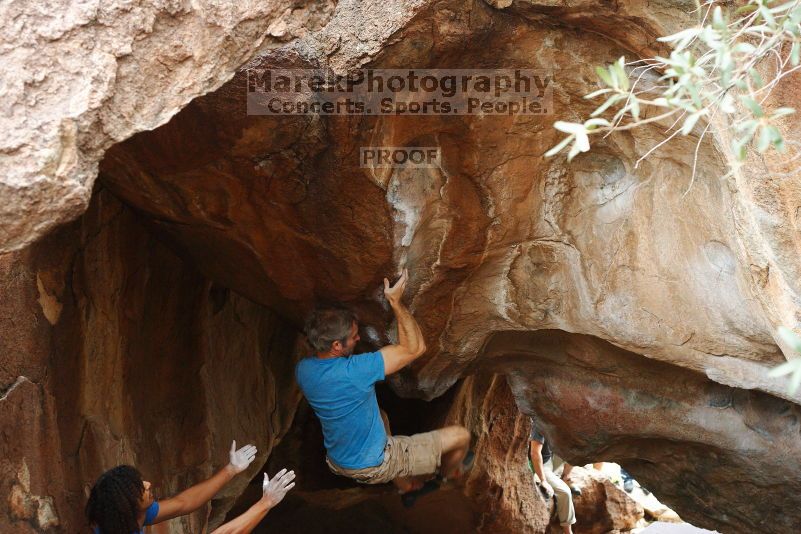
left=16, top=170, right=795, bottom=533
left=7, top=1, right=800, bottom=531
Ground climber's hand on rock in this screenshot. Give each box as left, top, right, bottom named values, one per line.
left=540, top=480, right=554, bottom=499
left=261, top=468, right=296, bottom=508
left=228, top=440, right=257, bottom=474
left=384, top=268, right=408, bottom=305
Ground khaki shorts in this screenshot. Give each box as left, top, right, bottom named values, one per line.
left=326, top=430, right=443, bottom=484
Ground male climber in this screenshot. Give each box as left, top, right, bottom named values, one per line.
left=295, top=269, right=472, bottom=500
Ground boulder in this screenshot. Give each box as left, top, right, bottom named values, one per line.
left=0, top=189, right=303, bottom=531
left=4, top=0, right=801, bottom=532
left=0, top=0, right=334, bottom=253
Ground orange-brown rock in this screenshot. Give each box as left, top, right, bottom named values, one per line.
left=450, top=373, right=645, bottom=534
left=234, top=372, right=646, bottom=534
left=0, top=189, right=303, bottom=532
left=90, top=1, right=801, bottom=529
left=570, top=467, right=644, bottom=534
left=0, top=0, right=335, bottom=253
left=4, top=0, right=801, bottom=532
left=483, top=330, right=801, bottom=532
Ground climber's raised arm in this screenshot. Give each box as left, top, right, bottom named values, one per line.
left=380, top=269, right=427, bottom=376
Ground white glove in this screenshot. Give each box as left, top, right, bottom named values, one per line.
left=540, top=480, right=554, bottom=499
left=228, top=440, right=257, bottom=474
left=261, top=468, right=296, bottom=508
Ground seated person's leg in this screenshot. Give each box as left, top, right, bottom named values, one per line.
left=560, top=463, right=582, bottom=496
left=544, top=467, right=576, bottom=531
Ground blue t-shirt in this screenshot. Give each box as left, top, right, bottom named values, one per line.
left=93, top=501, right=159, bottom=533
left=295, top=351, right=387, bottom=469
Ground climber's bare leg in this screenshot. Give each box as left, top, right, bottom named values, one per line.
left=439, top=425, right=470, bottom=479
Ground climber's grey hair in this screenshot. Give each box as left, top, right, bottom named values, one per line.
left=304, top=306, right=357, bottom=353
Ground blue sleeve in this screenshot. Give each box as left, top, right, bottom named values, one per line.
left=294, top=360, right=303, bottom=389
left=143, top=501, right=160, bottom=526
left=345, top=351, right=385, bottom=391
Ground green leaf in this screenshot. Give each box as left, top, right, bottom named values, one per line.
left=544, top=135, right=574, bottom=158
left=779, top=327, right=801, bottom=353
left=741, top=96, right=765, bottom=118
left=757, top=125, right=773, bottom=152
left=590, top=94, right=624, bottom=117
left=768, top=360, right=799, bottom=378
left=567, top=140, right=582, bottom=162
left=629, top=97, right=640, bottom=121
left=574, top=130, right=590, bottom=152
left=687, top=82, right=704, bottom=109
left=790, top=367, right=801, bottom=394
left=564, top=129, right=591, bottom=162
left=749, top=68, right=764, bottom=88
left=720, top=60, right=733, bottom=88
left=613, top=57, right=629, bottom=91
left=595, top=66, right=614, bottom=87
left=712, top=6, right=726, bottom=30
left=584, top=118, right=611, bottom=129
left=771, top=2, right=800, bottom=15
left=768, top=359, right=801, bottom=394
left=699, top=26, right=721, bottom=48
left=681, top=111, right=703, bottom=135
left=658, top=27, right=700, bottom=51
left=745, top=25, right=772, bottom=36
left=771, top=107, right=796, bottom=119
left=791, top=42, right=800, bottom=66
left=766, top=125, right=785, bottom=151
left=759, top=5, right=776, bottom=25
left=584, top=88, right=613, bottom=99
left=657, top=27, right=697, bottom=43
left=732, top=137, right=748, bottom=161
left=791, top=7, right=801, bottom=26
left=609, top=65, right=621, bottom=89
left=732, top=42, right=757, bottom=55
left=554, top=121, right=587, bottom=135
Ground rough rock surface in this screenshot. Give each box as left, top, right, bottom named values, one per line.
left=450, top=373, right=644, bottom=533
left=232, top=373, right=643, bottom=533
left=0, top=0, right=335, bottom=253
left=91, top=1, right=801, bottom=528
left=98, top=0, right=797, bottom=401
left=570, top=467, right=645, bottom=534
left=0, top=189, right=303, bottom=532
left=490, top=330, right=801, bottom=532
left=4, top=0, right=801, bottom=532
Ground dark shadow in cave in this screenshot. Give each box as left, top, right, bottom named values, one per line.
left=222, top=368, right=476, bottom=533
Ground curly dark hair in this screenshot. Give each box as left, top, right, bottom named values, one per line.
left=86, top=465, right=145, bottom=534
